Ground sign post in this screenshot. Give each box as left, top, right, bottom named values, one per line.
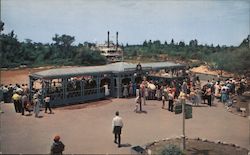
left=175, top=93, right=193, bottom=151
left=181, top=98, right=186, bottom=150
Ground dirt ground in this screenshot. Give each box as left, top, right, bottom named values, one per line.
left=0, top=66, right=76, bottom=85
left=191, top=65, right=234, bottom=77
left=0, top=67, right=49, bottom=85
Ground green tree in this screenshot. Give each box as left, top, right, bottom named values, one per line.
left=171, top=39, right=174, bottom=45
left=0, top=20, right=4, bottom=32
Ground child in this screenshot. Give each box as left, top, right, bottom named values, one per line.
left=134, top=96, right=140, bottom=112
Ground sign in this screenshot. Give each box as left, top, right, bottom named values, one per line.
left=185, top=104, right=192, bottom=119
left=175, top=103, right=193, bottom=119
left=175, top=103, right=182, bottom=114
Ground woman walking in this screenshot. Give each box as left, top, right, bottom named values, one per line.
left=33, top=93, right=40, bottom=118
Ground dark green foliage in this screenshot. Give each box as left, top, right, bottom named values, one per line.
left=0, top=30, right=107, bottom=68
left=0, top=21, right=4, bottom=32
left=160, top=144, right=183, bottom=155
left=124, top=36, right=250, bottom=74
left=74, top=46, right=107, bottom=65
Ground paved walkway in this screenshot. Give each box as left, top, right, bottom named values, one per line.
left=0, top=98, right=249, bottom=154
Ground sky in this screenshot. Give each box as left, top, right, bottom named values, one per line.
left=1, top=0, right=250, bottom=46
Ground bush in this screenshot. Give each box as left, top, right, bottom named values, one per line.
left=160, top=144, right=183, bottom=155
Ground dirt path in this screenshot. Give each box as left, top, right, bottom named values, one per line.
left=191, top=65, right=234, bottom=77
left=0, top=66, right=76, bottom=85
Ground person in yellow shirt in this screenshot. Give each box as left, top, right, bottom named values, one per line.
left=12, top=91, right=21, bottom=113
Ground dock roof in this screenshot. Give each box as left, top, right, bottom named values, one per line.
left=30, top=61, right=186, bottom=79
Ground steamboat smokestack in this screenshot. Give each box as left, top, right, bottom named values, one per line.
left=107, top=31, right=110, bottom=48
left=116, top=32, right=118, bottom=47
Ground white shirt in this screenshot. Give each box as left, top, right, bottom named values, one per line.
left=44, top=96, right=50, bottom=103
left=112, top=116, right=123, bottom=128
left=16, top=88, right=23, bottom=93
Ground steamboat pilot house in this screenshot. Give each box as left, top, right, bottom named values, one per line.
left=94, top=31, right=123, bottom=63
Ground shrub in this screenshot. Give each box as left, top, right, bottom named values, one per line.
left=160, top=144, right=183, bottom=155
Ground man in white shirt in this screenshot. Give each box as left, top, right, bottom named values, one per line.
left=44, top=95, right=53, bottom=114
left=112, top=111, right=123, bottom=147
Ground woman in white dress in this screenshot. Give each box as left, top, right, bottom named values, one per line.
left=123, top=84, right=128, bottom=98
left=33, top=93, right=40, bottom=118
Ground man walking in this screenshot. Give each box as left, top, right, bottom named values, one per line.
left=206, top=86, right=212, bottom=107
left=44, top=95, right=53, bottom=114
left=21, top=93, right=28, bottom=115
left=112, top=111, right=123, bottom=148
left=168, top=89, right=174, bottom=112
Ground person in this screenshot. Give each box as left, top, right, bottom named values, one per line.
left=132, top=82, right=136, bottom=96
left=123, top=84, right=128, bottom=98
left=144, top=86, right=149, bottom=100
left=44, top=95, right=53, bottom=114
left=140, top=84, right=146, bottom=105
left=129, top=82, right=133, bottom=97
left=214, top=81, right=221, bottom=99
left=181, top=81, right=188, bottom=95
left=104, top=83, right=110, bottom=96
left=221, top=85, right=229, bottom=103
left=2, top=85, right=8, bottom=103
left=155, top=85, right=161, bottom=101
left=23, top=84, right=29, bottom=95
left=168, top=89, right=174, bottom=112
left=189, top=89, right=196, bottom=105
left=12, top=91, right=21, bottom=113
left=112, top=111, right=123, bottom=148
left=162, top=87, right=168, bottom=109
left=50, top=135, right=65, bottom=155
left=33, top=93, right=40, bottom=118
left=0, top=85, right=3, bottom=101
left=134, top=96, right=140, bottom=112
left=7, top=84, right=14, bottom=103
left=21, top=93, right=28, bottom=115
left=205, top=86, right=212, bottom=106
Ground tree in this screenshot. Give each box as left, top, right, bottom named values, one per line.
left=153, top=40, right=161, bottom=47
left=143, top=40, right=148, bottom=47
left=239, top=35, right=250, bottom=48
left=0, top=20, right=4, bottom=32
left=179, top=41, right=185, bottom=47
left=52, top=34, right=75, bottom=57
left=25, top=39, right=32, bottom=44
left=189, top=39, right=198, bottom=47
left=52, top=34, right=60, bottom=45
left=171, top=39, right=174, bottom=45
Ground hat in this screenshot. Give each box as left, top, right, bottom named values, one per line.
left=54, top=135, right=60, bottom=141
left=33, top=93, right=38, bottom=99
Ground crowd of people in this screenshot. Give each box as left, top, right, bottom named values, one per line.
left=131, top=74, right=248, bottom=113
left=0, top=83, right=53, bottom=118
